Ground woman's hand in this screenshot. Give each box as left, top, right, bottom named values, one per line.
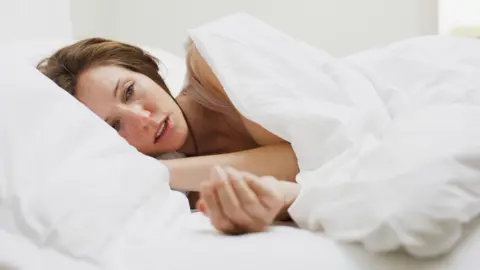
left=197, top=166, right=300, bottom=235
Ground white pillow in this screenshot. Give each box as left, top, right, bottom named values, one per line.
left=0, top=39, right=186, bottom=96
left=0, top=51, right=189, bottom=263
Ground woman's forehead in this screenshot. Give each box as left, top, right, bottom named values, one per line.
left=76, top=66, right=124, bottom=118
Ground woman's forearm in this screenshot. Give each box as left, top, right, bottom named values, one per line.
left=162, top=143, right=299, bottom=192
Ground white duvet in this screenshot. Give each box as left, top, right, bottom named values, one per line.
left=189, top=13, right=480, bottom=257
left=1, top=13, right=480, bottom=270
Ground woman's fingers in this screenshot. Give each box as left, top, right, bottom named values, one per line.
left=196, top=199, right=206, bottom=214
left=199, top=166, right=284, bottom=235
left=200, top=180, right=237, bottom=234
left=214, top=167, right=267, bottom=232
left=226, top=168, right=269, bottom=220
left=244, top=175, right=283, bottom=211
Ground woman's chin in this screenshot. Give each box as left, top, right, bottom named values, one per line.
left=154, top=138, right=185, bottom=155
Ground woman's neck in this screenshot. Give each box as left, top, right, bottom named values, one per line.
left=175, top=92, right=213, bottom=156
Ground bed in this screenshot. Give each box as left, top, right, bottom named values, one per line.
left=2, top=211, right=479, bottom=270
left=0, top=32, right=479, bottom=270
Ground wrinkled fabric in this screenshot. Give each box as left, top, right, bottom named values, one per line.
left=189, top=13, right=480, bottom=257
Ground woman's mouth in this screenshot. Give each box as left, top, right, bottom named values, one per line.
left=154, top=116, right=170, bottom=143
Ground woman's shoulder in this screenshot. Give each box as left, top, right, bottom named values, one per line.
left=183, top=40, right=284, bottom=146
left=183, top=39, right=234, bottom=111
left=184, top=40, right=226, bottom=99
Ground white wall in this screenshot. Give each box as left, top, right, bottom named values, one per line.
left=72, top=0, right=438, bottom=57
left=0, top=0, right=72, bottom=41
left=438, top=0, right=480, bottom=34
left=70, top=0, right=115, bottom=39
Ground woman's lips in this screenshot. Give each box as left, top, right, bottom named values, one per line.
left=154, top=116, right=170, bottom=143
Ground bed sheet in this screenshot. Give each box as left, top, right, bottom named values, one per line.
left=2, top=213, right=478, bottom=270
left=0, top=230, right=99, bottom=270
left=105, top=212, right=480, bottom=270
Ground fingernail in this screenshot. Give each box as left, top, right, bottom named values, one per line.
left=198, top=201, right=206, bottom=213
left=225, top=167, right=242, bottom=181
left=225, top=166, right=237, bottom=174
left=210, top=166, right=219, bottom=180
left=213, top=166, right=228, bottom=182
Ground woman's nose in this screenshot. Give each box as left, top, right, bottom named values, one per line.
left=126, top=105, right=156, bottom=129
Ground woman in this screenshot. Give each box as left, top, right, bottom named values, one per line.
left=36, top=9, right=480, bottom=256
left=37, top=37, right=301, bottom=234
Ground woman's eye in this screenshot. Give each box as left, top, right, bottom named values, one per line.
left=111, top=120, right=121, bottom=132
left=124, top=83, right=135, bottom=102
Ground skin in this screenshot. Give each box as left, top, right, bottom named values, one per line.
left=76, top=64, right=193, bottom=155
left=75, top=42, right=301, bottom=234
left=198, top=166, right=301, bottom=234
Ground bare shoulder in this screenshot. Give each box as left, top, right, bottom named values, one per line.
left=185, top=40, right=284, bottom=145
left=185, top=40, right=226, bottom=100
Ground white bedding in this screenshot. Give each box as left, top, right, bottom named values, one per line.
left=1, top=13, right=480, bottom=270
left=3, top=211, right=478, bottom=270
left=0, top=39, right=187, bottom=95
left=126, top=213, right=480, bottom=270
left=0, top=47, right=190, bottom=269
left=189, top=13, right=480, bottom=258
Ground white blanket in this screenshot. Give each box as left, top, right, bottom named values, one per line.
left=189, top=13, right=480, bottom=257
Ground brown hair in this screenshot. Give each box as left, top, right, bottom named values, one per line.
left=37, top=37, right=170, bottom=96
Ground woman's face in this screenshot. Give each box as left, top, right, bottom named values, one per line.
left=76, top=65, right=188, bottom=156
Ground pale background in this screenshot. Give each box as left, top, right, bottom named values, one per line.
left=72, top=0, right=438, bottom=57
left=2, top=0, right=480, bottom=57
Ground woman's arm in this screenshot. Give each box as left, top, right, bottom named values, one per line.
left=168, top=42, right=298, bottom=192
left=162, top=143, right=299, bottom=192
